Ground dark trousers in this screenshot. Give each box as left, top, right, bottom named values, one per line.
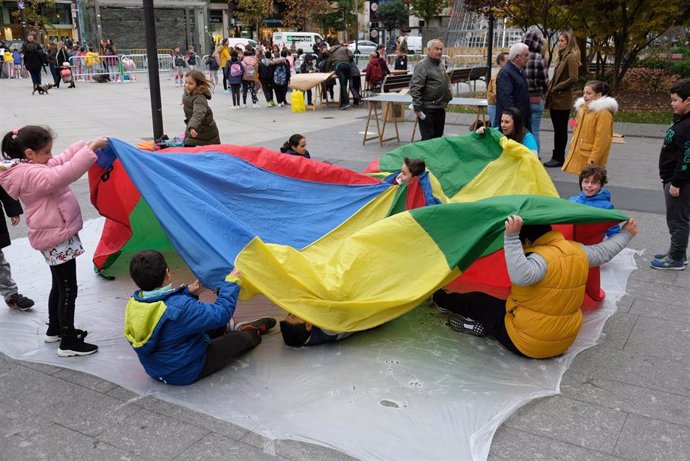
left=434, top=290, right=526, bottom=357
left=664, top=181, right=690, bottom=260
left=196, top=330, right=261, bottom=381
left=350, top=75, right=361, bottom=105
left=50, top=63, right=60, bottom=87
left=242, top=80, right=258, bottom=104
left=230, top=83, right=241, bottom=106
left=419, top=108, right=446, bottom=141
left=222, top=72, right=228, bottom=90
left=28, top=68, right=41, bottom=86
left=335, top=62, right=349, bottom=107
left=261, top=81, right=274, bottom=103
left=48, top=259, right=78, bottom=336
left=550, top=109, right=571, bottom=162
left=274, top=84, right=288, bottom=104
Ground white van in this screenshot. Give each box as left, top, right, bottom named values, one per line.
left=399, top=36, right=423, bottom=54
left=272, top=32, right=328, bottom=52
left=224, top=38, right=259, bottom=49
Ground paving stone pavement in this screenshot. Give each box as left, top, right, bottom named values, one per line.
left=1, top=76, right=688, bottom=460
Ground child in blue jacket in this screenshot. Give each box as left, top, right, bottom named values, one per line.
left=124, top=250, right=275, bottom=385
left=569, top=165, right=620, bottom=238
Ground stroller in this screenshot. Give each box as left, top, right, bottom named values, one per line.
left=60, top=62, right=76, bottom=88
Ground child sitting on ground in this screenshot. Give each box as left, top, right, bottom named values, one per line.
left=124, top=250, right=275, bottom=385
left=280, top=312, right=354, bottom=347
left=569, top=165, right=620, bottom=238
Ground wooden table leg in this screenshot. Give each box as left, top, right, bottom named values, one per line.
left=363, top=101, right=382, bottom=145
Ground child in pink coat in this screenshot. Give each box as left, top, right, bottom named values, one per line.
left=0, top=126, right=108, bottom=357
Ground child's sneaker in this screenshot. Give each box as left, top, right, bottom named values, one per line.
left=430, top=289, right=450, bottom=314
left=448, top=313, right=487, bottom=337
left=650, top=255, right=686, bottom=271
left=45, top=328, right=88, bottom=343
left=653, top=253, right=688, bottom=266
left=252, top=103, right=260, bottom=109
left=267, top=101, right=276, bottom=107
left=235, top=317, right=277, bottom=335
left=57, top=335, right=98, bottom=357
left=6, top=293, right=34, bottom=311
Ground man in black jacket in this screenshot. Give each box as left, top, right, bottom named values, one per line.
left=495, top=43, right=531, bottom=130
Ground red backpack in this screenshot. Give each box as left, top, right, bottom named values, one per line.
left=368, top=60, right=385, bottom=83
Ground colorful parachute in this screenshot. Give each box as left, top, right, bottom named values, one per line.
left=89, top=135, right=626, bottom=331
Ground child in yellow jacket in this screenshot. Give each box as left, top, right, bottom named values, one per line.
left=562, top=80, right=618, bottom=174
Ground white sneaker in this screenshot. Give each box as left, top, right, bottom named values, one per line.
left=278, top=102, right=284, bottom=107
left=252, top=103, right=260, bottom=108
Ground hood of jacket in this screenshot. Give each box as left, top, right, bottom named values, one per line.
left=572, top=188, right=612, bottom=206
left=574, top=96, right=618, bottom=114
left=185, top=89, right=212, bottom=101
left=524, top=30, right=543, bottom=54
left=124, top=287, right=186, bottom=355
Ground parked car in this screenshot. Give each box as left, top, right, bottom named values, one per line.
left=347, top=40, right=378, bottom=55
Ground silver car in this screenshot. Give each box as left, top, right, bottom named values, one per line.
left=347, top=40, right=378, bottom=56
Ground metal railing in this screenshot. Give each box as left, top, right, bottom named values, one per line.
left=67, top=54, right=174, bottom=81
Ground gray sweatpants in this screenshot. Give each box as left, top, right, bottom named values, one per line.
left=0, top=249, right=18, bottom=299
left=664, top=181, right=690, bottom=261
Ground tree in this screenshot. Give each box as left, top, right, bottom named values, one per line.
left=408, top=0, right=452, bottom=45
left=377, top=0, right=409, bottom=49
left=324, top=0, right=364, bottom=42
left=570, top=0, right=690, bottom=91
left=465, top=0, right=576, bottom=69
left=9, top=0, right=56, bottom=38
left=233, top=0, right=273, bottom=37
left=282, top=0, right=332, bottom=30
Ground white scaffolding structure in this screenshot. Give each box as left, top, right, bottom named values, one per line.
left=445, top=0, right=524, bottom=49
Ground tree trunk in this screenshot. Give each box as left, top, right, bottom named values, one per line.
left=576, top=36, right=587, bottom=76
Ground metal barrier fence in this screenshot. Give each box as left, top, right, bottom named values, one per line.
left=67, top=54, right=174, bottom=82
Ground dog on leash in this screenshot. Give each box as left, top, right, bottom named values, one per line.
left=32, top=83, right=54, bottom=95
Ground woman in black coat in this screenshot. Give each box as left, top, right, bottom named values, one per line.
left=22, top=33, right=44, bottom=91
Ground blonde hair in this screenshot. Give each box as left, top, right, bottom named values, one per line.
left=185, top=69, right=212, bottom=95
left=559, top=32, right=581, bottom=65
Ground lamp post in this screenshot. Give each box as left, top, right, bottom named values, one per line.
left=143, top=0, right=164, bottom=140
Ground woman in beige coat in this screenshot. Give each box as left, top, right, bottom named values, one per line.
left=544, top=32, right=580, bottom=167
left=562, top=80, right=618, bottom=174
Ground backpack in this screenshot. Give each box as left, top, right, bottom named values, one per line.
left=244, top=61, right=257, bottom=79
left=229, top=61, right=243, bottom=77
left=174, top=55, right=186, bottom=67
left=273, top=64, right=287, bottom=85
left=368, top=61, right=384, bottom=83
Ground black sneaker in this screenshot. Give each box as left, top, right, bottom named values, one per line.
left=6, top=293, right=34, bottom=311
left=543, top=159, right=564, bottom=168
left=448, top=313, right=487, bottom=337
left=235, top=317, right=277, bottom=335
left=57, top=336, right=98, bottom=357
left=430, top=289, right=450, bottom=314
left=45, top=328, right=88, bottom=343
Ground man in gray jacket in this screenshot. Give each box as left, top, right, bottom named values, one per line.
left=409, top=39, right=453, bottom=140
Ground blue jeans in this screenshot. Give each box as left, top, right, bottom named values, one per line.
left=530, top=99, right=544, bottom=152
left=487, top=104, right=496, bottom=128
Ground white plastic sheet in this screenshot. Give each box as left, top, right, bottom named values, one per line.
left=2, top=218, right=637, bottom=460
